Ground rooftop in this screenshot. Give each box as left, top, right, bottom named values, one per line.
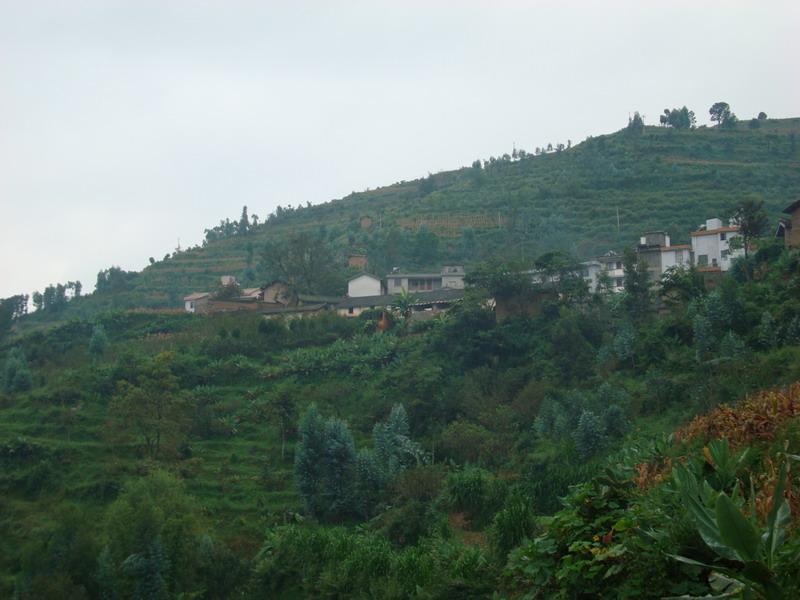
left=337, top=288, right=464, bottom=309
left=784, top=199, right=800, bottom=214
left=183, top=292, right=210, bottom=301
left=690, top=226, right=739, bottom=237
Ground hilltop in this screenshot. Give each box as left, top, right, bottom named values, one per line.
left=15, top=116, right=800, bottom=322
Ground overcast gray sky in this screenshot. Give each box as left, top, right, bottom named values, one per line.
left=1, top=0, right=798, bottom=299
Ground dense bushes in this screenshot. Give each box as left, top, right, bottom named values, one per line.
left=250, top=525, right=496, bottom=598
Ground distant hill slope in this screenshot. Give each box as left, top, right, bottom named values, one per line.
left=25, top=117, right=800, bottom=319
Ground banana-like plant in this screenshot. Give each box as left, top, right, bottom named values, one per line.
left=668, top=458, right=796, bottom=600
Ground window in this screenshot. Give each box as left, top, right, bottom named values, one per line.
left=348, top=307, right=354, bottom=315
left=721, top=250, right=730, bottom=260
left=712, top=258, right=718, bottom=267
left=720, top=232, right=727, bottom=241
left=615, top=261, right=622, bottom=270
left=393, top=278, right=401, bottom=286
left=615, top=277, right=623, bottom=288
left=410, top=278, right=434, bottom=291
left=698, top=255, right=708, bottom=266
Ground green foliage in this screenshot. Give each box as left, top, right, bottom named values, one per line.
left=670, top=458, right=799, bottom=599
left=445, top=466, right=507, bottom=528
left=3, top=347, right=32, bottom=392
left=250, top=525, right=495, bottom=598
left=88, top=323, right=110, bottom=358
left=574, top=410, right=605, bottom=459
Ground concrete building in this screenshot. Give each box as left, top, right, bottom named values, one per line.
left=636, top=231, right=692, bottom=281
left=385, top=266, right=465, bottom=294
left=593, top=252, right=626, bottom=292
left=347, top=273, right=385, bottom=298
left=690, top=218, right=744, bottom=271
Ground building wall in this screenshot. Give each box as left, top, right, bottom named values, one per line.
left=661, top=249, right=691, bottom=271
left=441, top=274, right=465, bottom=289
left=788, top=211, right=800, bottom=248
left=386, top=277, right=404, bottom=294
left=691, top=232, right=742, bottom=271
left=348, top=275, right=383, bottom=297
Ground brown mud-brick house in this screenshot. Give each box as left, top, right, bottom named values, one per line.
left=779, top=200, right=800, bottom=248
left=348, top=254, right=369, bottom=269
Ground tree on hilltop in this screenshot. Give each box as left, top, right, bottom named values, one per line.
left=709, top=102, right=738, bottom=129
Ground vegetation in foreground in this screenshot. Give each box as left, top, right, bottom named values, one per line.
left=1, top=233, right=800, bottom=597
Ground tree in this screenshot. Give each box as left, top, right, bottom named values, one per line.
left=110, top=353, right=190, bottom=459
left=662, top=106, right=696, bottom=129
left=709, top=101, right=737, bottom=129
left=622, top=247, right=650, bottom=320
left=693, top=313, right=713, bottom=362
left=103, top=471, right=206, bottom=597
left=259, top=229, right=344, bottom=295
left=709, top=102, right=731, bottom=126
left=758, top=111, right=768, bottom=120
left=626, top=112, right=644, bottom=134
left=461, top=228, right=477, bottom=260
left=613, top=321, right=636, bottom=367
left=392, top=289, right=417, bottom=323
left=264, top=381, right=298, bottom=460
left=321, top=418, right=357, bottom=519
left=414, top=225, right=439, bottom=264
left=3, top=347, right=32, bottom=392
left=294, top=404, right=327, bottom=516
left=729, top=198, right=768, bottom=259
left=88, top=324, right=110, bottom=359
left=573, top=410, right=604, bottom=459
left=238, top=205, right=249, bottom=235
left=0, top=295, right=25, bottom=339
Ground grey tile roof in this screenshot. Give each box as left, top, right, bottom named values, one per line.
left=336, top=288, right=464, bottom=309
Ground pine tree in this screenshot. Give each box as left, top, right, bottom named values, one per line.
left=573, top=410, right=604, bottom=459
left=758, top=311, right=778, bottom=350
left=613, top=321, right=636, bottom=366
left=719, top=330, right=746, bottom=359
left=294, top=404, right=327, bottom=516
left=3, top=348, right=32, bottom=392
left=238, top=205, right=249, bottom=235
left=95, top=545, right=120, bottom=600
left=693, top=313, right=713, bottom=362
left=89, top=324, right=110, bottom=358
left=321, top=418, right=356, bottom=519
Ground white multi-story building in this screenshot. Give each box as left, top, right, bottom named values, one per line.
left=690, top=218, right=744, bottom=271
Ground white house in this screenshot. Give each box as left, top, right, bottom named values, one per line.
left=690, top=218, right=743, bottom=271
left=593, top=252, right=626, bottom=292
left=347, top=273, right=385, bottom=298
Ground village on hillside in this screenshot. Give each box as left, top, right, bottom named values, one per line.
left=183, top=201, right=800, bottom=322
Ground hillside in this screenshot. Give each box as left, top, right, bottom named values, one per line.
left=21, top=117, right=800, bottom=321
left=1, top=236, right=800, bottom=597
